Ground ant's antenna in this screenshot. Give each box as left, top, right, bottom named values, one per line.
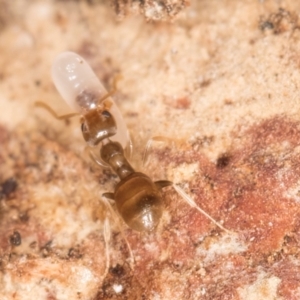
left=173, top=184, right=232, bottom=233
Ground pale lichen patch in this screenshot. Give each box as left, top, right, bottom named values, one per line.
left=238, top=271, right=282, bottom=300
left=197, top=233, right=247, bottom=264
left=167, top=162, right=197, bottom=184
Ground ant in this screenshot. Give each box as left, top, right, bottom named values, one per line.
left=36, top=51, right=229, bottom=234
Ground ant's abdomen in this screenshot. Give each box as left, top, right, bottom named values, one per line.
left=114, top=172, right=163, bottom=232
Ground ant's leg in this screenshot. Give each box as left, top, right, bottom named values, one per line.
left=102, top=197, right=135, bottom=268
left=173, top=184, right=233, bottom=234
left=102, top=218, right=111, bottom=280
left=143, top=136, right=174, bottom=166
left=84, top=146, right=110, bottom=168
left=155, top=180, right=173, bottom=189
left=146, top=136, right=233, bottom=234
left=98, top=74, right=123, bottom=103
left=35, top=101, right=79, bottom=120
left=124, top=138, right=133, bottom=161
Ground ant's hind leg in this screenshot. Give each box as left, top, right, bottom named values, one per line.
left=102, top=197, right=135, bottom=268
left=102, top=218, right=111, bottom=280
left=35, top=101, right=79, bottom=120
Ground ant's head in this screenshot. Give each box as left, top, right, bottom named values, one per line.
left=81, top=109, right=117, bottom=146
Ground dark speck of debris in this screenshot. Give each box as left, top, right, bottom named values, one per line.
left=41, top=240, right=53, bottom=257
left=199, top=78, right=211, bottom=88
left=30, top=241, right=38, bottom=249
left=9, top=231, right=21, bottom=246
left=110, top=264, right=125, bottom=277
left=19, top=211, right=30, bottom=222
left=259, top=8, right=298, bottom=34
left=0, top=178, right=18, bottom=199
left=260, top=20, right=274, bottom=31
left=68, top=247, right=83, bottom=259
left=216, top=154, right=231, bottom=169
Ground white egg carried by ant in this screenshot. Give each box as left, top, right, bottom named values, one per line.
left=51, top=51, right=131, bottom=151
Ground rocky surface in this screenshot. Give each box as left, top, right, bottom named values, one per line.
left=1, top=0, right=300, bottom=299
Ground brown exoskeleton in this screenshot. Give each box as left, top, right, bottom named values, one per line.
left=36, top=51, right=172, bottom=232
left=37, top=51, right=229, bottom=235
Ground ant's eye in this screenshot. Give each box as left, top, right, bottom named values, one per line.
left=102, top=110, right=110, bottom=118
left=81, top=122, right=90, bottom=142
left=81, top=122, right=87, bottom=132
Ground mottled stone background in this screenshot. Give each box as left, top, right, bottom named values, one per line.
left=1, top=0, right=300, bottom=299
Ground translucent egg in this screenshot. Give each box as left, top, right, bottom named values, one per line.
left=51, top=51, right=131, bottom=150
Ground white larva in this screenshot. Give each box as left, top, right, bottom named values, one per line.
left=51, top=51, right=131, bottom=151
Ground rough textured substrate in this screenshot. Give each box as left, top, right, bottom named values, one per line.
left=1, top=0, right=300, bottom=299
